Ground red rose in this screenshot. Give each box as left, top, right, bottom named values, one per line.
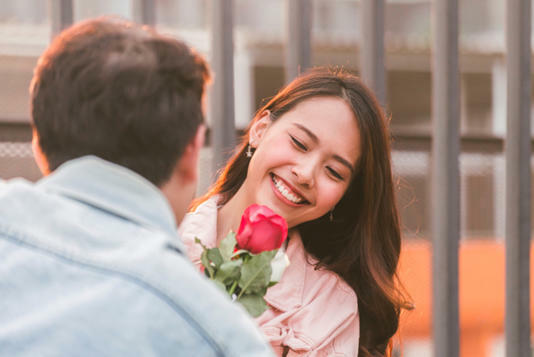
left=236, top=204, right=288, bottom=254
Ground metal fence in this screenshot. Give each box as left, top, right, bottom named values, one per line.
left=1, top=0, right=532, bottom=356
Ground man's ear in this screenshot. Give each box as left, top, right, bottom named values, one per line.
left=176, top=124, right=206, bottom=183
left=31, top=129, right=50, bottom=176
left=249, top=110, right=272, bottom=149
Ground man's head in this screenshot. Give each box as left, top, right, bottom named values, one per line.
left=30, top=17, right=210, bottom=222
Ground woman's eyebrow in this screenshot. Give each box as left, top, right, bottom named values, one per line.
left=292, top=123, right=355, bottom=173
left=333, top=155, right=355, bottom=174
left=293, top=123, right=319, bottom=143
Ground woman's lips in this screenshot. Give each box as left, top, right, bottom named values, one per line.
left=270, top=173, right=309, bottom=205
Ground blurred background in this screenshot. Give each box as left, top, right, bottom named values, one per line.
left=0, top=1, right=531, bottom=356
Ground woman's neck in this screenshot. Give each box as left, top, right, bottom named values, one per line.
left=216, top=188, right=249, bottom=244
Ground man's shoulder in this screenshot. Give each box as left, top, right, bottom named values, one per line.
left=107, top=246, right=274, bottom=356
left=86, top=246, right=274, bottom=356
left=0, top=176, right=32, bottom=192
left=0, top=176, right=46, bottom=207
left=96, top=245, right=275, bottom=356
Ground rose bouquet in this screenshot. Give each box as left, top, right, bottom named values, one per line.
left=195, top=204, right=289, bottom=317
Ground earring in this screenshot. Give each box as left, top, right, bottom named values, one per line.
left=329, top=210, right=334, bottom=222
left=246, top=144, right=253, bottom=158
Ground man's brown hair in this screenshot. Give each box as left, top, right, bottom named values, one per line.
left=31, top=17, right=210, bottom=185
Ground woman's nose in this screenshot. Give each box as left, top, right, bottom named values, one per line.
left=291, top=161, right=315, bottom=188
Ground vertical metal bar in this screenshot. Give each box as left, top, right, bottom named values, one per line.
left=285, top=0, right=312, bottom=83
left=505, top=0, right=531, bottom=356
left=211, top=0, right=235, bottom=172
left=49, top=0, right=73, bottom=39
left=133, top=0, right=156, bottom=26
left=431, top=0, right=460, bottom=356
left=360, top=0, right=386, bottom=106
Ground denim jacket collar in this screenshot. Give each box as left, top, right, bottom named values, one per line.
left=38, top=156, right=181, bottom=248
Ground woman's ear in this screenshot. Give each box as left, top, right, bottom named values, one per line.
left=249, top=110, right=272, bottom=148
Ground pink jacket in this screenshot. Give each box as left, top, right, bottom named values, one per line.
left=179, top=197, right=360, bottom=356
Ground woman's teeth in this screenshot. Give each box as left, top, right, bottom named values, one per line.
left=272, top=175, right=305, bottom=204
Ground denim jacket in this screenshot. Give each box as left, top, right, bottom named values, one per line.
left=0, top=156, right=274, bottom=357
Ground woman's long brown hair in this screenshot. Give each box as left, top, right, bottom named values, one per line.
left=192, top=67, right=411, bottom=356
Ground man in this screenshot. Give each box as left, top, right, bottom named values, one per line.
left=0, top=18, right=273, bottom=356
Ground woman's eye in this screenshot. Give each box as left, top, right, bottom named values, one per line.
left=290, top=135, right=307, bottom=151
left=327, top=167, right=343, bottom=180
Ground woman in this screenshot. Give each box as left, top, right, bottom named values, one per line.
left=179, top=68, right=411, bottom=356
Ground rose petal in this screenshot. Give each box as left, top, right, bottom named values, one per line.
left=236, top=204, right=288, bottom=254
left=236, top=215, right=252, bottom=249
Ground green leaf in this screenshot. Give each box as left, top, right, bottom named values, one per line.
left=219, top=231, right=237, bottom=262
left=214, top=260, right=242, bottom=286
left=231, top=249, right=251, bottom=260
left=213, top=280, right=227, bottom=294
left=238, top=294, right=268, bottom=318
left=207, top=248, right=223, bottom=269
left=263, top=250, right=277, bottom=260
left=238, top=250, right=276, bottom=297
left=200, top=249, right=214, bottom=279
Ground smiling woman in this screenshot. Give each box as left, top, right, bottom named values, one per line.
left=179, top=67, right=412, bottom=357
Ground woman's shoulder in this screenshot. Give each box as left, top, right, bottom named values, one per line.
left=177, top=196, right=220, bottom=262
left=259, top=232, right=359, bottom=355
left=179, top=197, right=218, bottom=237
left=265, top=231, right=358, bottom=315
left=294, top=232, right=357, bottom=305
left=300, top=252, right=358, bottom=311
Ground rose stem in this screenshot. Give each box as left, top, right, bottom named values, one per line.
left=228, top=280, right=238, bottom=296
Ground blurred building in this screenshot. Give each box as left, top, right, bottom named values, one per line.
left=0, top=1, right=531, bottom=356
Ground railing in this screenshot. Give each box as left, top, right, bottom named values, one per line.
left=432, top=1, right=460, bottom=355
left=504, top=1, right=531, bottom=356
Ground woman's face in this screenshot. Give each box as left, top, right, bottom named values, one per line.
left=243, top=96, right=361, bottom=228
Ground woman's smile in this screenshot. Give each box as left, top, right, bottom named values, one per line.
left=270, top=173, right=310, bottom=206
